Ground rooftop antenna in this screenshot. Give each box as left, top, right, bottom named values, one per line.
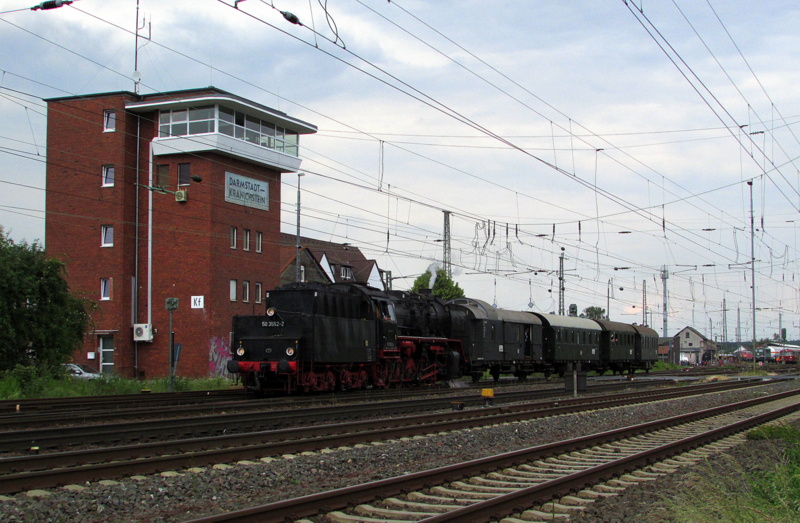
left=133, top=0, right=151, bottom=93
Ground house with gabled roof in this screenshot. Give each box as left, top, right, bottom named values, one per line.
left=277, top=233, right=385, bottom=289
left=673, top=326, right=717, bottom=364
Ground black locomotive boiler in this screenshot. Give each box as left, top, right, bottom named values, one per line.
left=227, top=282, right=658, bottom=394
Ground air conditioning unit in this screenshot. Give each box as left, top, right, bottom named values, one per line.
left=174, top=190, right=188, bottom=202
left=133, top=323, right=153, bottom=342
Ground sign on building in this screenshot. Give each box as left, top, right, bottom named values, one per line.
left=225, top=172, right=269, bottom=211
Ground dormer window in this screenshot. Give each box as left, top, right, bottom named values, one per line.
left=341, top=266, right=353, bottom=280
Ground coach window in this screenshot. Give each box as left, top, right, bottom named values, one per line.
left=103, top=109, right=116, bottom=132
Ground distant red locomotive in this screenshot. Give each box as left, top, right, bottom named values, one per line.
left=228, top=282, right=658, bottom=394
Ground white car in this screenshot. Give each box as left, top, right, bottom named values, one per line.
left=63, top=363, right=102, bottom=379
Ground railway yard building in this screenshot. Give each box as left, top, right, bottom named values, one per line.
left=45, top=87, right=317, bottom=378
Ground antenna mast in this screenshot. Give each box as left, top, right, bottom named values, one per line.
left=133, top=0, right=151, bottom=93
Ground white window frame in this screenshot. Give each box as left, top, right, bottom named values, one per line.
left=341, top=266, right=353, bottom=280
left=103, top=110, right=116, bottom=132
left=243, top=229, right=250, bottom=251
left=242, top=281, right=250, bottom=302
left=101, top=225, right=114, bottom=247
left=256, top=231, right=263, bottom=253
left=300, top=265, right=306, bottom=283
left=98, top=335, right=114, bottom=376
left=159, top=106, right=215, bottom=138
left=255, top=282, right=262, bottom=303
left=230, top=227, right=237, bottom=249
left=102, top=165, right=115, bottom=187
left=229, top=279, right=237, bottom=301
left=100, top=278, right=111, bottom=300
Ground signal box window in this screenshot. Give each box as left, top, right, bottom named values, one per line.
left=243, top=229, right=250, bottom=251
left=101, top=225, right=114, bottom=247
left=103, top=110, right=116, bottom=132
left=178, top=163, right=191, bottom=186
left=100, top=278, right=111, bottom=300
left=102, top=165, right=115, bottom=187
left=156, top=164, right=169, bottom=189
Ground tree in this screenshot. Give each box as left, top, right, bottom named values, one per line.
left=0, top=230, right=91, bottom=372
left=582, top=306, right=606, bottom=320
left=411, top=268, right=465, bottom=300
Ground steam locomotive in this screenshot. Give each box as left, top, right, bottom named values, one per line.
left=226, top=282, right=659, bottom=394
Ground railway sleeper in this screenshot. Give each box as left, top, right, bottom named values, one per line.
left=325, top=511, right=406, bottom=523
left=383, top=497, right=456, bottom=513
left=429, top=485, right=496, bottom=499
left=406, top=491, right=481, bottom=505
left=540, top=501, right=588, bottom=515
left=453, top=479, right=518, bottom=493
left=469, top=475, right=543, bottom=488
left=354, top=503, right=439, bottom=519
left=501, top=467, right=563, bottom=478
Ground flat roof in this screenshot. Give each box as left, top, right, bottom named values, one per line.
left=47, top=87, right=317, bottom=135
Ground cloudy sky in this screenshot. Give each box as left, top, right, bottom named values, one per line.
left=2, top=0, right=799, bottom=342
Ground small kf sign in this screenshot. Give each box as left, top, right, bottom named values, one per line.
left=191, top=296, right=204, bottom=309
left=165, top=297, right=179, bottom=311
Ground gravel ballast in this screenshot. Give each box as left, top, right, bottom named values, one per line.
left=1, top=379, right=798, bottom=522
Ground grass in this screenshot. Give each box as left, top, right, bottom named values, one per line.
left=0, top=365, right=238, bottom=400
left=661, top=422, right=800, bottom=522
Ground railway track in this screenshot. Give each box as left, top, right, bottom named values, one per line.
left=0, top=379, right=775, bottom=495
left=0, top=379, right=675, bottom=447
left=188, top=388, right=800, bottom=522
left=0, top=379, right=554, bottom=429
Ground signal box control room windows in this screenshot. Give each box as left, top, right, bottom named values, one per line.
left=158, top=105, right=299, bottom=156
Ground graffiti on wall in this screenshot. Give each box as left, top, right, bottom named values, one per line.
left=209, top=336, right=230, bottom=377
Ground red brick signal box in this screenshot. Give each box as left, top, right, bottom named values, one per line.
left=45, top=87, right=316, bottom=379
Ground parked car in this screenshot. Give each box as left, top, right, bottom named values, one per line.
left=63, top=363, right=102, bottom=379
